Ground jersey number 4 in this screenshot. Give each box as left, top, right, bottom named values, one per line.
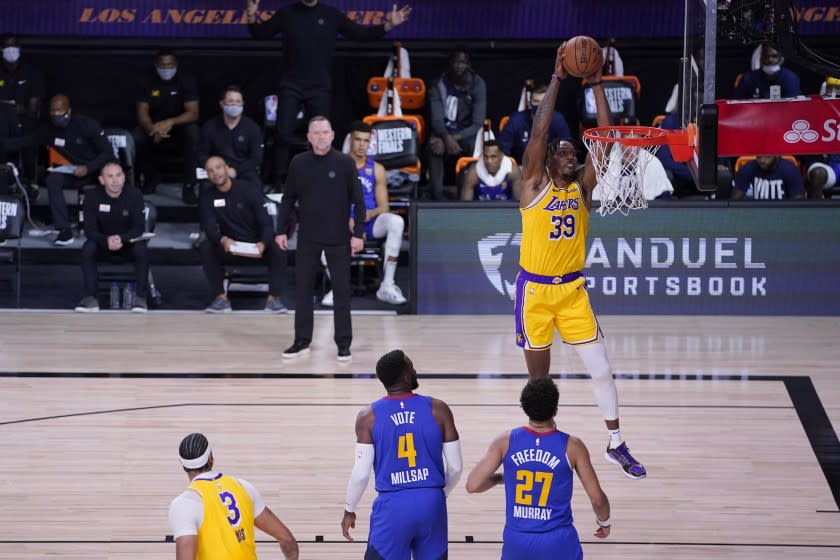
left=515, top=470, right=554, bottom=507
left=398, top=433, right=417, bottom=467
left=549, top=214, right=576, bottom=240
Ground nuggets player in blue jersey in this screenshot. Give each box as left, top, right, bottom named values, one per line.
left=466, top=378, right=611, bottom=559
left=460, top=141, right=522, bottom=201
left=322, top=121, right=408, bottom=306
left=168, top=433, right=299, bottom=560
left=342, top=350, right=463, bottom=559
left=516, top=44, right=645, bottom=479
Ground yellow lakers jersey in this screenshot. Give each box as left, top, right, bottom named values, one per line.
left=189, top=474, right=257, bottom=560
left=519, top=180, right=589, bottom=276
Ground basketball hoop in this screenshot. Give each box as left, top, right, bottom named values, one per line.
left=582, top=125, right=694, bottom=216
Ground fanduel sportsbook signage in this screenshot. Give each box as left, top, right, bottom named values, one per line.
left=413, top=204, right=840, bottom=315
left=2, top=0, right=836, bottom=39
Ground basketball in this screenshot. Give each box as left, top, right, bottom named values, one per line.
left=562, top=35, right=603, bottom=78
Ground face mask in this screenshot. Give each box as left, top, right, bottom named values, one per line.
left=51, top=113, right=71, bottom=128
left=762, top=64, right=781, bottom=75
left=223, top=104, right=244, bottom=118
left=529, top=105, right=538, bottom=116
left=2, top=46, right=20, bottom=64
left=156, top=66, right=177, bottom=81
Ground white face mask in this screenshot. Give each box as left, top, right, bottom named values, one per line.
left=2, top=47, right=20, bottom=64
left=156, top=66, right=177, bottom=81
left=223, top=104, right=244, bottom=118
left=762, top=64, right=781, bottom=75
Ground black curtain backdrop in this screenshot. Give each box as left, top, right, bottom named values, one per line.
left=20, top=37, right=840, bottom=148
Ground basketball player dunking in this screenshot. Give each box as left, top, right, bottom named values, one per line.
left=516, top=44, right=646, bottom=479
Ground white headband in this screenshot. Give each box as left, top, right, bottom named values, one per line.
left=179, top=446, right=212, bottom=469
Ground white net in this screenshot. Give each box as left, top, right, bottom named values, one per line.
left=583, top=128, right=665, bottom=216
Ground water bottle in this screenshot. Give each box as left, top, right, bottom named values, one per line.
left=122, top=282, right=134, bottom=310
left=110, top=282, right=120, bottom=309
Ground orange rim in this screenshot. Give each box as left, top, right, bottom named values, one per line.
left=583, top=125, right=691, bottom=148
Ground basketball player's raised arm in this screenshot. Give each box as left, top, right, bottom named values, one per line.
left=581, top=65, right=612, bottom=192
left=465, top=432, right=509, bottom=493
left=342, top=407, right=375, bottom=541
left=567, top=436, right=611, bottom=538
left=433, top=398, right=463, bottom=495
left=254, top=507, right=299, bottom=560
left=520, top=46, right=566, bottom=204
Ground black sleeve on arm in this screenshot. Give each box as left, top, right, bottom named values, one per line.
left=336, top=8, right=387, bottom=41
left=197, top=121, right=212, bottom=169
left=121, top=190, right=146, bottom=243
left=429, top=79, right=447, bottom=136
left=349, top=159, right=366, bottom=237
left=83, top=191, right=107, bottom=246
left=199, top=189, right=223, bottom=246
left=86, top=122, right=115, bottom=174
left=248, top=8, right=285, bottom=40
left=181, top=74, right=199, bottom=103
left=460, top=75, right=487, bottom=140
left=239, top=120, right=263, bottom=177
left=277, top=158, right=300, bottom=236
left=250, top=187, right=274, bottom=245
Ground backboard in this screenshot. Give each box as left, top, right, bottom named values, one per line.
left=681, top=0, right=718, bottom=191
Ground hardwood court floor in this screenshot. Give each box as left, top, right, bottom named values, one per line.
left=0, top=313, right=838, bottom=559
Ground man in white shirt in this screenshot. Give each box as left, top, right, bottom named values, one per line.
left=168, top=433, right=299, bottom=560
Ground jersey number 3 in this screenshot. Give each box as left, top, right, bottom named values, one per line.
left=219, top=491, right=242, bottom=526
left=398, top=433, right=417, bottom=467
left=549, top=214, right=576, bottom=240
left=515, top=470, right=554, bottom=507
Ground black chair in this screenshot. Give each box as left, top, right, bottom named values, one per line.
left=351, top=238, right=384, bottom=296
left=0, top=194, right=25, bottom=307
left=97, top=200, right=161, bottom=306
left=104, top=128, right=137, bottom=189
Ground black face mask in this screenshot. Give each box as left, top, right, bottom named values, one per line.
left=51, top=113, right=71, bottom=128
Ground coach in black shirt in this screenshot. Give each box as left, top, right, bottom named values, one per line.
left=276, top=116, right=365, bottom=360
left=75, top=162, right=149, bottom=313
left=1, top=95, right=113, bottom=245
left=198, top=85, right=263, bottom=185
left=198, top=155, right=287, bottom=314
left=246, top=0, right=411, bottom=190
left=134, top=49, right=200, bottom=202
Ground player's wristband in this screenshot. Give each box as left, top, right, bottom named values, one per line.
left=596, top=516, right=611, bottom=527
left=551, top=73, right=561, bottom=81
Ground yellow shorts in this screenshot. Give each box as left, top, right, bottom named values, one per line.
left=514, top=270, right=602, bottom=350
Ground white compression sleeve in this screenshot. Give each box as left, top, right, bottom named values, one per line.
left=371, top=212, right=404, bottom=259
left=574, top=341, right=619, bottom=421
left=344, top=443, right=374, bottom=512
left=442, top=440, right=463, bottom=496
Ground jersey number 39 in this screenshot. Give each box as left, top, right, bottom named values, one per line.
left=549, top=214, right=576, bottom=240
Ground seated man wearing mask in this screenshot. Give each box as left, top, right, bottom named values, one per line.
left=198, top=85, right=263, bottom=186
left=133, top=49, right=200, bottom=203
left=500, top=83, right=571, bottom=165
left=734, top=44, right=800, bottom=100
left=0, top=94, right=113, bottom=245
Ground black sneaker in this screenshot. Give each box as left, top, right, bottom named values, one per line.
left=131, top=296, right=148, bottom=313
left=54, top=229, right=74, bottom=246
left=337, top=346, right=352, bottom=362
left=282, top=341, right=310, bottom=358
left=182, top=184, right=198, bottom=205
left=74, top=296, right=99, bottom=313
